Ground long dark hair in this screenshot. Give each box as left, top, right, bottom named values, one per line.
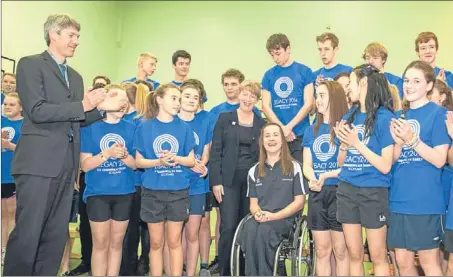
left=314, top=81, right=349, bottom=144
left=346, top=64, right=394, bottom=138
left=258, top=123, right=293, bottom=178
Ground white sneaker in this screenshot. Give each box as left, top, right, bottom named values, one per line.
left=2, top=248, right=6, bottom=265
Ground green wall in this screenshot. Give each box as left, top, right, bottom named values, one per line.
left=2, top=1, right=120, bottom=86
left=3, top=1, right=453, bottom=109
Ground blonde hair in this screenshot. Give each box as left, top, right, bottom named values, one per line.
left=44, top=14, right=80, bottom=46
left=122, top=82, right=149, bottom=118
left=389, top=84, right=402, bottom=111
left=4, top=92, right=21, bottom=106
left=362, top=42, right=388, bottom=64
left=239, top=80, right=262, bottom=99
left=137, top=52, right=158, bottom=65
left=2, top=73, right=16, bottom=80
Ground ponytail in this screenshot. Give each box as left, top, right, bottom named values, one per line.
left=143, top=83, right=180, bottom=120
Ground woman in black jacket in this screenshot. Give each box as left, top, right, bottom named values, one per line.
left=210, top=80, right=265, bottom=276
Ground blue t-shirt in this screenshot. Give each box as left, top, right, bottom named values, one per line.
left=180, top=115, right=212, bottom=195
left=122, top=77, right=160, bottom=91
left=391, top=102, right=450, bottom=214
left=302, top=123, right=340, bottom=186
left=123, top=110, right=138, bottom=123
left=262, top=61, right=315, bottom=136
left=208, top=101, right=261, bottom=137
left=1, top=93, right=4, bottom=105
left=338, top=107, right=395, bottom=188
left=385, top=72, right=404, bottom=99
left=172, top=80, right=208, bottom=103
left=442, top=165, right=453, bottom=208
left=81, top=120, right=136, bottom=202
left=1, top=116, right=23, bottom=184
left=134, top=116, right=196, bottom=191
left=313, top=64, right=352, bottom=83
left=434, top=67, right=453, bottom=89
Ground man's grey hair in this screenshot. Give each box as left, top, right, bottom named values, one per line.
left=44, top=14, right=81, bottom=46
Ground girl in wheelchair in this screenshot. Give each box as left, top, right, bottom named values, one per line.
left=240, top=123, right=306, bottom=276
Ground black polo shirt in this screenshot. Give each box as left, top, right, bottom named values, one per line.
left=247, top=160, right=306, bottom=213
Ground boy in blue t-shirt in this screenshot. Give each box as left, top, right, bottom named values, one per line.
left=80, top=85, right=137, bottom=276
left=313, top=33, right=352, bottom=86
left=261, top=33, right=315, bottom=163
left=362, top=42, right=404, bottom=99
left=170, top=51, right=208, bottom=105
left=415, top=31, right=453, bottom=89
left=122, top=52, right=160, bottom=90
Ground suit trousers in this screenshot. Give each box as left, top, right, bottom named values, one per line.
left=3, top=145, right=76, bottom=276
left=218, top=168, right=250, bottom=276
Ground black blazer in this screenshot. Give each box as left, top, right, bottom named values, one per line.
left=209, top=110, right=265, bottom=188
left=12, top=51, right=103, bottom=178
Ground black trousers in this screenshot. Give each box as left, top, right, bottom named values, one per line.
left=4, top=146, right=76, bottom=276
left=120, top=186, right=150, bottom=275
left=78, top=172, right=92, bottom=267
left=241, top=218, right=293, bottom=276
left=218, top=168, right=250, bottom=276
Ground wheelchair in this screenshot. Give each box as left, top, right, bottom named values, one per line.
left=230, top=213, right=316, bottom=276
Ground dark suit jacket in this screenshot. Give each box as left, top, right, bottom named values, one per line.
left=11, top=51, right=103, bottom=178
left=209, top=110, right=265, bottom=188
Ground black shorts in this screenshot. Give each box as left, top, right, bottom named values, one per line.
left=308, top=186, right=342, bottom=232
left=205, top=191, right=219, bottom=212
left=1, top=183, right=16, bottom=199
left=445, top=229, right=453, bottom=254
left=141, top=188, right=189, bottom=223
left=388, top=213, right=443, bottom=251
left=87, top=193, right=134, bottom=222
left=336, top=181, right=389, bottom=229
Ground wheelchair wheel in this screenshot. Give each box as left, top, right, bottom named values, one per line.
left=230, top=214, right=253, bottom=276
left=291, top=216, right=316, bottom=276
left=272, top=241, right=285, bottom=276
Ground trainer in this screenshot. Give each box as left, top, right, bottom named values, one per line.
left=3, top=14, right=125, bottom=276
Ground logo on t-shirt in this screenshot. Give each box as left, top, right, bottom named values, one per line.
left=274, top=77, right=294, bottom=98
left=1, top=127, right=15, bottom=141
left=193, top=132, right=199, bottom=146
left=153, top=134, right=179, bottom=157
left=402, top=119, right=421, bottom=150
left=100, top=133, right=126, bottom=160
left=313, top=134, right=337, bottom=162
left=348, top=125, right=370, bottom=155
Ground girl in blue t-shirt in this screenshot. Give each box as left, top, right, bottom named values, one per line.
left=302, top=81, right=350, bottom=276
left=334, top=64, right=395, bottom=276
left=444, top=112, right=453, bottom=275
left=1, top=93, right=23, bottom=263
left=80, top=85, right=137, bottom=276
left=122, top=82, right=148, bottom=122
left=389, top=61, right=450, bottom=276
left=428, top=79, right=453, bottom=273
left=134, top=83, right=195, bottom=277
left=178, top=80, right=211, bottom=276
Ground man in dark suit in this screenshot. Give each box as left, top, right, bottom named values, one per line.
left=3, top=14, right=126, bottom=276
